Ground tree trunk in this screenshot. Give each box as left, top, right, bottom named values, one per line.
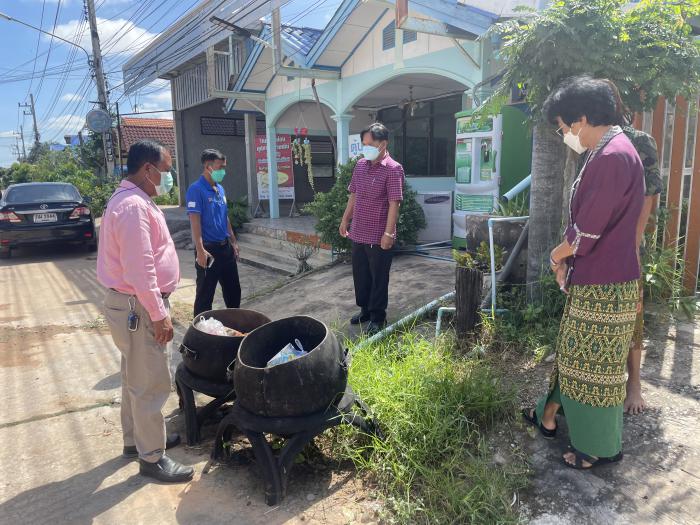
left=561, top=149, right=580, bottom=231
left=526, top=123, right=567, bottom=303
left=455, top=267, right=483, bottom=336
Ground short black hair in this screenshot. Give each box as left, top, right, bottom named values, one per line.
left=601, top=78, right=632, bottom=126
left=201, top=148, right=226, bottom=165
left=360, top=122, right=389, bottom=142
left=543, top=75, right=618, bottom=127
left=126, top=140, right=164, bottom=175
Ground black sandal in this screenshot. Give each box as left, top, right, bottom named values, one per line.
left=521, top=408, right=557, bottom=439
left=562, top=446, right=623, bottom=470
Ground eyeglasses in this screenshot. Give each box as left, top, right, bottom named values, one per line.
left=554, top=126, right=565, bottom=139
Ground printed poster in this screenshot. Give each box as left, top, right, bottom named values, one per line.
left=348, top=133, right=363, bottom=159
left=256, top=134, right=294, bottom=200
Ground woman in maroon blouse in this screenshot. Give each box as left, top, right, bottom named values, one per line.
left=523, top=76, right=644, bottom=470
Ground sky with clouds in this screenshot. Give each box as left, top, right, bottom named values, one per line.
left=0, top=0, right=340, bottom=167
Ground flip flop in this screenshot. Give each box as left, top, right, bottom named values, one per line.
left=563, top=446, right=623, bottom=470
left=521, top=408, right=557, bottom=439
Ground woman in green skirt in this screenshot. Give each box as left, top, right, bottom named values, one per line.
left=523, top=76, right=644, bottom=469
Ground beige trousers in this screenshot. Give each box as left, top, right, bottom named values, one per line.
left=103, top=289, right=171, bottom=463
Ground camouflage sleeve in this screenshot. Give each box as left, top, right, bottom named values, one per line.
left=627, top=129, right=663, bottom=197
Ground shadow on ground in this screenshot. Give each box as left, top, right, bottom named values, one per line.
left=517, top=311, right=700, bottom=524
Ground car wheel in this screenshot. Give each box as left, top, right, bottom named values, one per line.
left=86, top=240, right=98, bottom=253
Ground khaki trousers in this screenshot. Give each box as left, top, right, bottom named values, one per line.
left=103, top=289, right=171, bottom=463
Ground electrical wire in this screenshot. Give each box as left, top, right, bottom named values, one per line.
left=39, top=14, right=90, bottom=126
left=111, top=0, right=273, bottom=97
left=34, top=0, right=64, bottom=101
left=25, top=0, right=48, bottom=101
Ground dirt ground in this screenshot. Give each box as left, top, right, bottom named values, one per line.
left=0, top=244, right=453, bottom=525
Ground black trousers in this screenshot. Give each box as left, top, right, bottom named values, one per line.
left=351, top=241, right=393, bottom=323
left=193, top=240, right=241, bottom=317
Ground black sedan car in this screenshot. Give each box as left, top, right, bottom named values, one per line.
left=0, top=182, right=97, bottom=259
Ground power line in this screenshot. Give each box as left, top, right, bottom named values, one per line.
left=34, top=0, right=64, bottom=101
left=112, top=0, right=269, bottom=97
left=39, top=14, right=89, bottom=125
left=26, top=0, right=47, bottom=100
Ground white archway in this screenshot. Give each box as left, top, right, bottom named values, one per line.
left=339, top=67, right=474, bottom=115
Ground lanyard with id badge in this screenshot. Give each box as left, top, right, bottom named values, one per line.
left=128, top=296, right=140, bottom=332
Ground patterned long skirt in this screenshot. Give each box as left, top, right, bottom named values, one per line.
left=535, top=281, right=639, bottom=457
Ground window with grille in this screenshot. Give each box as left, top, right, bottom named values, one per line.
left=200, top=117, right=266, bottom=136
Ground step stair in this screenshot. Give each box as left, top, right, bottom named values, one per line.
left=236, top=233, right=333, bottom=276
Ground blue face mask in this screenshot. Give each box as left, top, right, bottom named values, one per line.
left=155, top=171, right=174, bottom=196
left=211, top=169, right=226, bottom=183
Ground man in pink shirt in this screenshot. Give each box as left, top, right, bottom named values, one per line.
left=97, top=140, right=193, bottom=483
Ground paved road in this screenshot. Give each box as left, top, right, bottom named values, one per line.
left=0, top=243, right=454, bottom=525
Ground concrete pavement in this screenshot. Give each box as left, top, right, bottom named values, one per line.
left=0, top=243, right=453, bottom=524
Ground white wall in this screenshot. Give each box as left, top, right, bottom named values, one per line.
left=341, top=12, right=455, bottom=79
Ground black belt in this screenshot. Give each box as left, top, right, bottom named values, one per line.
left=110, top=288, right=171, bottom=300
left=204, top=239, right=230, bottom=247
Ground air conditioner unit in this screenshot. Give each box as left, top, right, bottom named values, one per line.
left=416, top=192, right=452, bottom=243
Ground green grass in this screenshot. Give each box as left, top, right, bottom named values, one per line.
left=481, top=277, right=565, bottom=361
left=332, top=331, right=528, bottom=524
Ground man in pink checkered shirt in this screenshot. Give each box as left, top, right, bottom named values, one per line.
left=339, top=123, right=404, bottom=335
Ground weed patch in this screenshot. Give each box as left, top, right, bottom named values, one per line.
left=332, top=332, right=528, bottom=523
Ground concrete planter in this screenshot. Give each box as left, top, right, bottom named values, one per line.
left=463, top=215, right=527, bottom=283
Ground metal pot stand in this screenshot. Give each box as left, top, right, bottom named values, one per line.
left=175, top=362, right=236, bottom=445
left=210, top=386, right=382, bottom=506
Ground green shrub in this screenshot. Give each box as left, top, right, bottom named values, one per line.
left=495, top=191, right=530, bottom=217
left=334, top=332, right=526, bottom=523
left=304, top=158, right=427, bottom=252
left=227, top=195, right=250, bottom=231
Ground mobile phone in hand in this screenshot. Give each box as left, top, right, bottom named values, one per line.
left=206, top=254, right=215, bottom=268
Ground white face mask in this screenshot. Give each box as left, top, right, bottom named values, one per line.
left=563, top=128, right=587, bottom=155
left=362, top=145, right=380, bottom=161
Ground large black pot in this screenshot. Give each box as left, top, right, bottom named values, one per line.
left=232, top=316, right=348, bottom=418
left=179, top=309, right=271, bottom=383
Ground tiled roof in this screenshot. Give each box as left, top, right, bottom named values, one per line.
left=120, top=117, right=176, bottom=157
left=280, top=25, right=323, bottom=57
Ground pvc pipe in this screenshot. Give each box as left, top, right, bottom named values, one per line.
left=502, top=175, right=531, bottom=202
left=487, top=216, right=529, bottom=318
left=435, top=307, right=456, bottom=338
left=481, top=221, right=529, bottom=310
left=401, top=252, right=455, bottom=262
left=354, top=291, right=456, bottom=352
left=415, top=240, right=452, bottom=248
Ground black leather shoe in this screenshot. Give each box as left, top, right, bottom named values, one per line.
left=123, top=433, right=181, bottom=459
left=365, top=321, right=387, bottom=336
left=350, top=311, right=371, bottom=325
left=139, top=454, right=194, bottom=483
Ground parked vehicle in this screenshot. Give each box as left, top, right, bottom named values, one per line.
left=0, top=182, right=97, bottom=259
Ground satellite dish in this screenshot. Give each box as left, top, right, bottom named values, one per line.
left=86, top=109, right=112, bottom=133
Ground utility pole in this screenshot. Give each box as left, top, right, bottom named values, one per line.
left=14, top=127, right=27, bottom=161
left=85, top=0, right=108, bottom=111
left=115, top=101, right=123, bottom=176
left=85, top=0, right=114, bottom=178
left=19, top=95, right=40, bottom=148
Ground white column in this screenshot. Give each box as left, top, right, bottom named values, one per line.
left=266, top=124, right=280, bottom=219
left=243, top=113, right=259, bottom=215
left=332, top=113, right=353, bottom=166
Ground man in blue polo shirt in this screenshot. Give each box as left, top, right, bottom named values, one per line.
left=186, top=149, right=241, bottom=316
